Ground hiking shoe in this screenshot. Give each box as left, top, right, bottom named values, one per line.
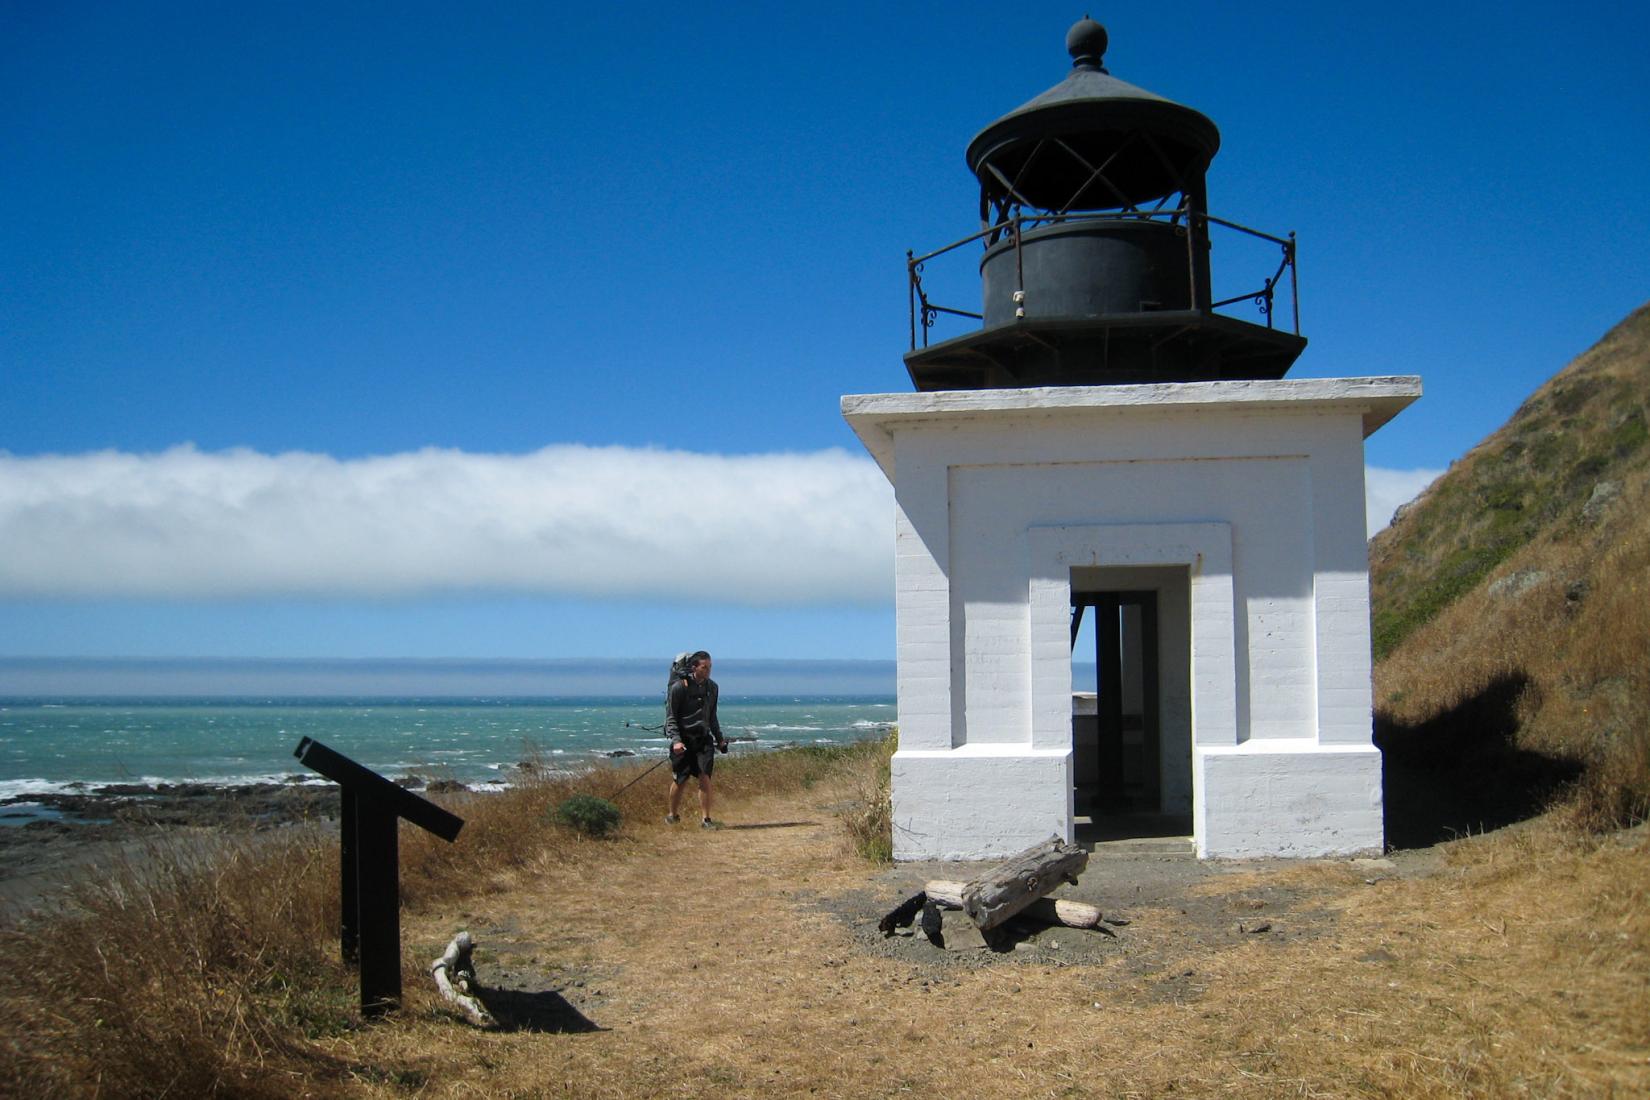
left=700, top=817, right=721, bottom=829
left=664, top=814, right=680, bottom=825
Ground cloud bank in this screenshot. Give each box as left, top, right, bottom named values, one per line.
left=0, top=445, right=894, bottom=603
left=0, top=445, right=1444, bottom=600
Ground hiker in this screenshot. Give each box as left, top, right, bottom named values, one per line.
left=665, top=650, right=727, bottom=828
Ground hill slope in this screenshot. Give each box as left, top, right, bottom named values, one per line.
left=1371, top=302, right=1650, bottom=831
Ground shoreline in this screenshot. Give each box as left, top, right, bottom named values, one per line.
left=0, top=780, right=351, bottom=914
left=0, top=727, right=791, bottom=823
left=0, top=737, right=816, bottom=912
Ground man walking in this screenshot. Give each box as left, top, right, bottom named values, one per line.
left=665, top=650, right=727, bottom=828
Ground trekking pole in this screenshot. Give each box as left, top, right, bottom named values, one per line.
left=607, top=720, right=671, bottom=799
left=607, top=755, right=671, bottom=800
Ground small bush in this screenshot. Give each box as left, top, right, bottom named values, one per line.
left=552, top=793, right=623, bottom=837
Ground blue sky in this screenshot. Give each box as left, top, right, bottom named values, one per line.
left=2, top=2, right=1647, bottom=665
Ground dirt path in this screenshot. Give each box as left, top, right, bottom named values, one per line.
left=337, top=776, right=1649, bottom=1099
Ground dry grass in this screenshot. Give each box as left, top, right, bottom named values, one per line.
left=2, top=738, right=1646, bottom=1097
left=0, top=743, right=891, bottom=1097
left=1375, top=460, right=1650, bottom=835
left=0, top=830, right=346, bottom=1097
left=367, top=791, right=1650, bottom=1098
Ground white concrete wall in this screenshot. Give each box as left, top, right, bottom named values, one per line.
left=954, top=454, right=1314, bottom=745
left=1195, top=743, right=1384, bottom=857
left=890, top=745, right=1072, bottom=861
left=890, top=449, right=952, bottom=752
left=845, top=379, right=1419, bottom=860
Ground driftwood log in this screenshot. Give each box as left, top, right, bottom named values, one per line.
left=431, top=931, right=496, bottom=1028
left=925, top=879, right=1102, bottom=929
left=961, top=836, right=1089, bottom=931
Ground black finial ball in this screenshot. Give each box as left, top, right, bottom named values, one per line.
left=1066, top=17, right=1108, bottom=65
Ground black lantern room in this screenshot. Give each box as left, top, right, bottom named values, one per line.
left=905, top=18, right=1305, bottom=390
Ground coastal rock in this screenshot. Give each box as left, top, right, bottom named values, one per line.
left=4, top=783, right=342, bottom=832
left=1582, top=480, right=1622, bottom=523
left=1487, top=569, right=1548, bottom=600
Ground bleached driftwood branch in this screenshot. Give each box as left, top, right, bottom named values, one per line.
left=925, top=879, right=1102, bottom=929
left=430, top=931, right=496, bottom=1028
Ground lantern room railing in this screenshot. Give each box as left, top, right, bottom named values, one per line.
left=907, top=209, right=1299, bottom=350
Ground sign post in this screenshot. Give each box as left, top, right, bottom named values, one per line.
left=294, top=737, right=465, bottom=1015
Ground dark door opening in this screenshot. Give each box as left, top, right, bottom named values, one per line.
left=1072, top=591, right=1160, bottom=814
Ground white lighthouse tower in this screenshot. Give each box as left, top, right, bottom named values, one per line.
left=843, top=20, right=1419, bottom=860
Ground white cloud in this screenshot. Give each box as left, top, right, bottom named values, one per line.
left=0, top=445, right=894, bottom=603
left=1365, top=465, right=1443, bottom=536
left=0, top=445, right=1446, bottom=600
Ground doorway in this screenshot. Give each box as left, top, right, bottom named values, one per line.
left=1071, top=591, right=1160, bottom=814
left=1068, top=564, right=1194, bottom=847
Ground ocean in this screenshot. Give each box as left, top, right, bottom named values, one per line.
left=0, top=695, right=897, bottom=812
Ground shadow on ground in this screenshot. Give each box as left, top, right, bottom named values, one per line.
left=478, top=987, right=605, bottom=1034
left=1376, top=672, right=1582, bottom=849
left=722, top=820, right=819, bottom=831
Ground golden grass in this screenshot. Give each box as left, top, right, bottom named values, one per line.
left=1375, top=459, right=1650, bottom=833
left=0, top=830, right=347, bottom=1097
left=366, top=793, right=1650, bottom=1098
left=0, top=743, right=889, bottom=1097
left=2, top=738, right=1646, bottom=1097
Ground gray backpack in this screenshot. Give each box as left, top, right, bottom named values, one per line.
left=666, top=651, right=694, bottom=695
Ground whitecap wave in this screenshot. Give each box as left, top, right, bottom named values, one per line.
left=0, top=777, right=79, bottom=799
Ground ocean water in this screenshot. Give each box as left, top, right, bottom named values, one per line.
left=0, top=695, right=897, bottom=803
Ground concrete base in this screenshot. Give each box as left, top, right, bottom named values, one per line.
left=1194, top=741, right=1384, bottom=858
left=891, top=740, right=1384, bottom=861
left=890, top=745, right=1072, bottom=861
left=844, top=379, right=1421, bottom=864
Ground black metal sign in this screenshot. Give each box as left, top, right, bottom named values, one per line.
left=294, top=736, right=464, bottom=1015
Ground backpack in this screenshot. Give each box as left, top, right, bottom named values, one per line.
left=666, top=651, right=695, bottom=695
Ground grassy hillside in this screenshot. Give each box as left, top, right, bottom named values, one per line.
left=1372, top=302, right=1650, bottom=834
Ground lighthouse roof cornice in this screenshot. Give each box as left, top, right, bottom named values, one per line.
left=842, top=377, right=1423, bottom=480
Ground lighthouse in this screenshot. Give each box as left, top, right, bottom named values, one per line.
left=845, top=20, right=1421, bottom=860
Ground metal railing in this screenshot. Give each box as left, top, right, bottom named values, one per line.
left=907, top=208, right=1299, bottom=350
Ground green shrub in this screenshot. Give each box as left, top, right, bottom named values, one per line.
left=552, top=793, right=623, bottom=837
